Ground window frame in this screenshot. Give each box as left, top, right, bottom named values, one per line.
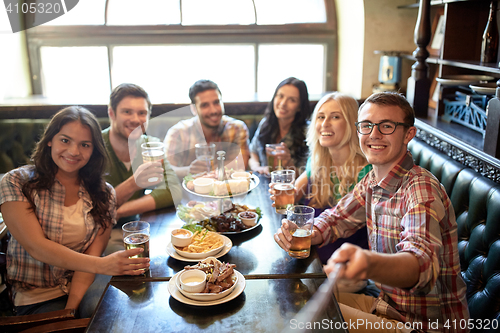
left=24, top=0, right=337, bottom=99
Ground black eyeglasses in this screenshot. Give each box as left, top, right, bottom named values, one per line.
left=355, top=121, right=411, bottom=135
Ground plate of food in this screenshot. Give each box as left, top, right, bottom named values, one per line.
left=436, top=75, right=495, bottom=86
left=168, top=266, right=245, bottom=306
left=179, top=203, right=262, bottom=234
left=166, top=234, right=232, bottom=262
left=176, top=200, right=233, bottom=224
left=175, top=257, right=239, bottom=301
left=172, top=230, right=224, bottom=259
left=182, top=171, right=259, bottom=198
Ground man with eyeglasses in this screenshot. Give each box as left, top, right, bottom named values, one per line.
left=275, top=92, right=469, bottom=332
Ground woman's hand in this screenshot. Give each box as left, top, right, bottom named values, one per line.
left=249, top=153, right=270, bottom=175
left=100, top=248, right=150, bottom=276
left=189, top=158, right=211, bottom=175
left=275, top=143, right=292, bottom=168
left=255, top=165, right=270, bottom=175
left=269, top=182, right=277, bottom=207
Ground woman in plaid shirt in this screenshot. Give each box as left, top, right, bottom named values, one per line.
left=0, top=106, right=150, bottom=317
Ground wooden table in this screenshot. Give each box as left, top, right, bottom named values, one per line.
left=86, top=174, right=347, bottom=333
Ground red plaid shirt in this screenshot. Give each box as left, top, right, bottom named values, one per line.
left=163, top=115, right=250, bottom=168
left=315, top=152, right=470, bottom=333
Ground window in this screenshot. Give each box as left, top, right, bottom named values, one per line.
left=26, top=0, right=336, bottom=103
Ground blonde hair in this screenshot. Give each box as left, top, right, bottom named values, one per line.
left=306, top=92, right=368, bottom=208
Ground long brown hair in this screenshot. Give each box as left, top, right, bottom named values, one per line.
left=306, top=92, right=368, bottom=208
left=258, top=77, right=312, bottom=164
left=22, top=106, right=113, bottom=230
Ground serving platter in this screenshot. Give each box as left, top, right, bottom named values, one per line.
left=177, top=202, right=262, bottom=235
left=166, top=235, right=232, bottom=262
left=168, top=270, right=245, bottom=306
left=182, top=174, right=260, bottom=198
left=181, top=218, right=262, bottom=235
left=436, top=75, right=494, bottom=86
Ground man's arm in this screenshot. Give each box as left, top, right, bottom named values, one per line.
left=325, top=244, right=420, bottom=289
left=168, top=163, right=191, bottom=179
left=116, top=160, right=182, bottom=218
left=113, top=162, right=164, bottom=206
left=327, top=174, right=451, bottom=292
left=314, top=182, right=368, bottom=247
left=234, top=121, right=250, bottom=170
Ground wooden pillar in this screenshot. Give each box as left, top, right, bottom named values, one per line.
left=406, top=0, right=431, bottom=118
left=484, top=80, right=500, bottom=158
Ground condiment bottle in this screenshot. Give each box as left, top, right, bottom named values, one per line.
left=481, top=1, right=499, bottom=64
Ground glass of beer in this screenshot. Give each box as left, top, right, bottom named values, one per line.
left=266, top=143, right=285, bottom=172
left=286, top=205, right=315, bottom=259
left=271, top=169, right=295, bottom=214
left=195, top=143, right=216, bottom=172
left=122, top=221, right=150, bottom=270
left=141, top=142, right=165, bottom=183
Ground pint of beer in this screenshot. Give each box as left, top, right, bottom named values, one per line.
left=266, top=143, right=285, bottom=172
left=141, top=142, right=165, bottom=183
left=274, top=183, right=295, bottom=214
left=286, top=205, right=315, bottom=259
left=123, top=221, right=150, bottom=271
left=271, top=169, right=295, bottom=214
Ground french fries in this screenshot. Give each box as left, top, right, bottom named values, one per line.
left=179, top=230, right=223, bottom=253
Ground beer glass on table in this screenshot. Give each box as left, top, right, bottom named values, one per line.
left=286, top=205, right=315, bottom=259
left=122, top=221, right=150, bottom=270
left=271, top=169, right=295, bottom=214
left=195, top=143, right=216, bottom=172
left=141, top=142, right=165, bottom=183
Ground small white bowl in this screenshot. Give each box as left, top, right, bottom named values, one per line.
left=171, top=228, right=193, bottom=248
left=193, top=178, right=214, bottom=194
left=238, top=211, right=258, bottom=227
left=231, top=171, right=252, bottom=180
left=179, top=269, right=207, bottom=293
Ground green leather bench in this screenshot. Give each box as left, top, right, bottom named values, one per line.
left=408, top=138, right=500, bottom=330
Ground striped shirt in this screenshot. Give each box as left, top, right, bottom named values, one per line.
left=315, top=152, right=470, bottom=333
left=163, top=115, right=250, bottom=168
left=0, top=165, right=116, bottom=297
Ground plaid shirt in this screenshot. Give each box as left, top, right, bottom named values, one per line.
left=163, top=115, right=250, bottom=168
left=0, top=165, right=116, bottom=295
left=315, top=152, right=470, bottom=333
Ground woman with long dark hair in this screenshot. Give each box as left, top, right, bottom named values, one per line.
left=0, top=106, right=149, bottom=317
left=249, top=77, right=312, bottom=174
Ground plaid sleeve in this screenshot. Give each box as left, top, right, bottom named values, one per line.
left=0, top=168, right=30, bottom=206
left=234, top=121, right=250, bottom=160
left=397, top=175, right=449, bottom=294
left=314, top=179, right=368, bottom=247
left=164, top=123, right=192, bottom=167
left=106, top=183, right=117, bottom=226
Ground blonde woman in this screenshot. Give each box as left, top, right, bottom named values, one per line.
left=273, top=92, right=371, bottom=263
